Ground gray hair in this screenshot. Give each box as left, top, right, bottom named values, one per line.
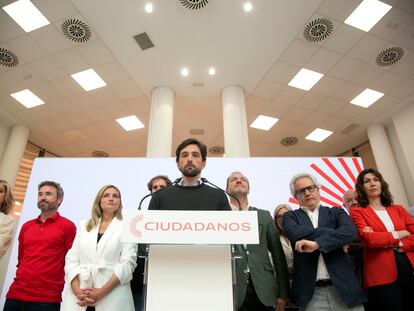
left=289, top=173, right=320, bottom=198
left=226, top=171, right=250, bottom=190
left=273, top=203, right=293, bottom=219
left=38, top=180, right=64, bottom=199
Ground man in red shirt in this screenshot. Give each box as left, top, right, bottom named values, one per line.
left=4, top=180, right=76, bottom=311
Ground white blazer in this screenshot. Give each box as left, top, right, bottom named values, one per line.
left=62, top=217, right=137, bottom=311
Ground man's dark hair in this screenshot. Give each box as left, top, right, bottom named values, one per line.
left=175, top=138, right=207, bottom=162
left=147, top=175, right=172, bottom=192
left=355, top=168, right=393, bottom=207
left=38, top=180, right=64, bottom=199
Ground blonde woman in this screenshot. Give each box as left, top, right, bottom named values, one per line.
left=0, top=179, right=15, bottom=260
left=273, top=204, right=294, bottom=273
left=62, top=185, right=137, bottom=311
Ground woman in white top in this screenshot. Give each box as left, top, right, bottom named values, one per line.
left=62, top=185, right=137, bottom=311
left=0, top=179, right=15, bottom=260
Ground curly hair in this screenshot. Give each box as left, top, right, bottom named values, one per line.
left=355, top=168, right=393, bottom=207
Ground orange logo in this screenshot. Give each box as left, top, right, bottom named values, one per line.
left=130, top=214, right=143, bottom=238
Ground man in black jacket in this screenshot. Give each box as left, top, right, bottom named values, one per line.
left=148, top=138, right=230, bottom=211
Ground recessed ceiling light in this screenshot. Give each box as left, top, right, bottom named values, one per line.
left=305, top=128, right=333, bottom=142
left=250, top=115, right=279, bottom=131
left=10, top=89, right=45, bottom=108
left=71, top=69, right=107, bottom=91
left=181, top=67, right=189, bottom=77
left=208, top=67, right=216, bottom=76
left=144, top=3, right=153, bottom=13
left=344, top=0, right=392, bottom=32
left=2, top=0, right=50, bottom=32
left=243, top=2, right=253, bottom=12
left=116, top=115, right=145, bottom=131
left=288, top=68, right=324, bottom=91
left=350, top=88, right=384, bottom=108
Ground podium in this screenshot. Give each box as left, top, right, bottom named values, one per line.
left=123, top=210, right=259, bottom=311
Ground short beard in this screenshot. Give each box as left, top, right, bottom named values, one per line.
left=37, top=201, right=58, bottom=212
left=180, top=166, right=201, bottom=178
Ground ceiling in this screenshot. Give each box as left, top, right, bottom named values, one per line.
left=0, top=0, right=414, bottom=158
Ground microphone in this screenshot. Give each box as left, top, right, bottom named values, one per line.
left=138, top=177, right=182, bottom=210
left=201, top=177, right=242, bottom=211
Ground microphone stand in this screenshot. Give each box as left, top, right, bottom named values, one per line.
left=138, top=177, right=182, bottom=210
left=200, top=177, right=242, bottom=211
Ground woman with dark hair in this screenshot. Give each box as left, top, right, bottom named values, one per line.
left=0, top=179, right=15, bottom=260
left=62, top=185, right=137, bottom=311
left=350, top=168, right=414, bottom=311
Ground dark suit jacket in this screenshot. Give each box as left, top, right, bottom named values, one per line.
left=283, top=205, right=366, bottom=308
left=236, top=207, right=290, bottom=308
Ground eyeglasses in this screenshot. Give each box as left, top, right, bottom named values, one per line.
left=295, top=185, right=318, bottom=196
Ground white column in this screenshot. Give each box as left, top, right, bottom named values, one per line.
left=0, top=124, right=30, bottom=188
left=390, top=102, right=414, bottom=206
left=146, top=86, right=174, bottom=157
left=0, top=122, right=10, bottom=163
left=367, top=124, right=408, bottom=207
left=222, top=85, right=250, bottom=157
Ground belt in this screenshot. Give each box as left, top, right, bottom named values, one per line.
left=315, top=279, right=332, bottom=287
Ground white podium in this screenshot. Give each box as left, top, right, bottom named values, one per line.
left=122, top=210, right=259, bottom=311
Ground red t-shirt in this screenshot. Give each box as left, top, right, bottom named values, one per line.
left=6, top=212, right=76, bottom=302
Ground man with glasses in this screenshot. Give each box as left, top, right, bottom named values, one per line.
left=283, top=173, right=366, bottom=311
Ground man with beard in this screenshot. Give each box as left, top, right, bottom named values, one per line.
left=4, top=181, right=76, bottom=311
left=226, top=172, right=289, bottom=311
left=148, top=138, right=230, bottom=211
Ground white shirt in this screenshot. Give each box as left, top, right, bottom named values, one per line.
left=178, top=178, right=202, bottom=187
left=373, top=209, right=399, bottom=240
left=230, top=203, right=249, bottom=211
left=300, top=204, right=330, bottom=281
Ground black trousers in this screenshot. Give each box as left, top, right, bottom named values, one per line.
left=239, top=275, right=274, bottom=311
left=3, top=299, right=60, bottom=311
left=367, top=251, right=414, bottom=311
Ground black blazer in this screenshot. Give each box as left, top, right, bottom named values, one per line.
left=283, top=205, right=366, bottom=308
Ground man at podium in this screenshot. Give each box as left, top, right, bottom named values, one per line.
left=148, top=138, right=231, bottom=211
left=226, top=172, right=290, bottom=311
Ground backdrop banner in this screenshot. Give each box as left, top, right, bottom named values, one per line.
left=0, top=156, right=363, bottom=306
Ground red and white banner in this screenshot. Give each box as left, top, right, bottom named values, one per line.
left=122, top=210, right=259, bottom=244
